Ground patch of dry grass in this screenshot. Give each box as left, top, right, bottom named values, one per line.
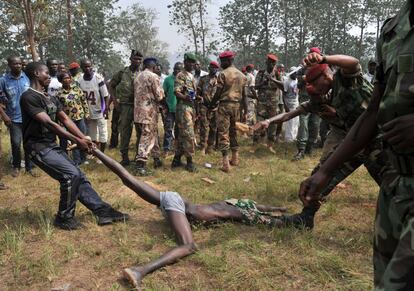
left=0, top=129, right=377, bottom=290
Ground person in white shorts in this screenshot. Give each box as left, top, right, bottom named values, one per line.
left=77, top=59, right=109, bottom=153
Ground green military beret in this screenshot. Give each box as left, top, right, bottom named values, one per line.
left=184, top=52, right=197, bottom=62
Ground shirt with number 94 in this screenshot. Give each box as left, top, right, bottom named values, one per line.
left=77, top=72, right=109, bottom=119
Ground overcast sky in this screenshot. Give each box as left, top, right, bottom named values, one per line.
left=117, top=0, right=231, bottom=59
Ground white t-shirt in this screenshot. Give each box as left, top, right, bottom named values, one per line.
left=283, top=78, right=298, bottom=103
left=77, top=73, right=109, bottom=119
left=48, top=76, right=62, bottom=97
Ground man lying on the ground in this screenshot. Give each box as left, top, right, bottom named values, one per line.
left=91, top=148, right=286, bottom=289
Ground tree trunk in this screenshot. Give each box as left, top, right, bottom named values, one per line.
left=66, top=0, right=74, bottom=61
left=199, top=0, right=206, bottom=60
left=22, top=0, right=40, bottom=61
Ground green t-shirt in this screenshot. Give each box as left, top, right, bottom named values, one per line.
left=163, top=74, right=177, bottom=113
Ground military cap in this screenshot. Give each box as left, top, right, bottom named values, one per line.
left=143, top=57, right=158, bottom=66
left=246, top=64, right=254, bottom=69
left=267, top=54, right=278, bottom=61
left=68, top=62, right=80, bottom=69
left=209, top=61, right=220, bottom=68
left=131, top=49, right=143, bottom=58
left=309, top=47, right=322, bottom=55
left=184, top=52, right=197, bottom=62
left=219, top=51, right=235, bottom=59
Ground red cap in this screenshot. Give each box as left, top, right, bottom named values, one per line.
left=219, top=51, right=235, bottom=59
left=305, top=64, right=329, bottom=83
left=309, top=47, right=321, bottom=55
left=210, top=61, right=220, bottom=68
left=69, top=62, right=80, bottom=69
left=267, top=54, right=278, bottom=61
left=241, top=66, right=247, bottom=73
left=246, top=64, right=254, bottom=69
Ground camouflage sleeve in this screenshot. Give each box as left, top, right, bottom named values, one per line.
left=216, top=72, right=225, bottom=92
left=152, top=74, right=164, bottom=102
left=174, top=72, right=185, bottom=95
left=373, top=27, right=386, bottom=85
left=340, top=64, right=362, bottom=78
left=197, top=76, right=204, bottom=96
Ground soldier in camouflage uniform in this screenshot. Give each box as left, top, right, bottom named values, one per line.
left=293, top=66, right=321, bottom=161
left=109, top=50, right=143, bottom=165
left=299, top=3, right=414, bottom=289
left=210, top=51, right=247, bottom=173
left=133, top=57, right=164, bottom=176
left=254, top=54, right=282, bottom=152
left=254, top=54, right=386, bottom=230
left=171, top=53, right=198, bottom=172
left=197, top=61, right=219, bottom=154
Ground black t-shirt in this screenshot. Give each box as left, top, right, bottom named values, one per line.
left=21, top=88, right=62, bottom=151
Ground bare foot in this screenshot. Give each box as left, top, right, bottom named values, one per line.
left=123, top=267, right=144, bottom=290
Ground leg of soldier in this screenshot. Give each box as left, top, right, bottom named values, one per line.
left=163, top=112, right=175, bottom=153
left=174, top=104, right=195, bottom=171
left=266, top=102, right=278, bottom=144
left=119, top=104, right=134, bottom=162
left=207, top=110, right=217, bottom=152
left=109, top=105, right=121, bottom=148
left=306, top=113, right=320, bottom=154
left=254, top=102, right=267, bottom=143
left=135, top=123, right=159, bottom=176
left=198, top=105, right=209, bottom=151
left=275, top=103, right=284, bottom=143
left=294, top=112, right=310, bottom=160
left=373, top=183, right=414, bottom=290
left=229, top=103, right=240, bottom=166
left=319, top=119, right=330, bottom=148
left=246, top=97, right=256, bottom=126
left=217, top=103, right=231, bottom=172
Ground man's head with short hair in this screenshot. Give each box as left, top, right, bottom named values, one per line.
left=46, top=59, right=59, bottom=76
left=7, top=55, right=22, bottom=76
left=58, top=61, right=66, bottom=73
left=25, top=62, right=51, bottom=87
left=368, top=59, right=377, bottom=75
left=130, top=50, right=143, bottom=70
left=80, top=58, right=93, bottom=76
left=173, top=62, right=183, bottom=76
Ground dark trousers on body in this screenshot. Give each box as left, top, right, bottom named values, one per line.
left=10, top=122, right=33, bottom=171
left=31, top=145, right=111, bottom=219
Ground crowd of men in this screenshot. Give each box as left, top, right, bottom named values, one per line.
left=1, top=1, right=413, bottom=288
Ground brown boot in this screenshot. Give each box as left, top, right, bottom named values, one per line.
left=221, top=155, right=230, bottom=173
left=230, top=150, right=239, bottom=166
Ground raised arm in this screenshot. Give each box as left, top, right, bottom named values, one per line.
left=91, top=148, right=160, bottom=205
left=303, top=53, right=360, bottom=75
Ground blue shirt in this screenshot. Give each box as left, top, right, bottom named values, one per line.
left=0, top=72, right=30, bottom=123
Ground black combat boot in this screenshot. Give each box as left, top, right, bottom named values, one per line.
left=185, top=156, right=197, bottom=173
left=171, top=154, right=184, bottom=169
left=120, top=153, right=130, bottom=166
left=153, top=158, right=163, bottom=168
left=292, top=150, right=305, bottom=161
left=305, top=142, right=314, bottom=155
left=135, top=160, right=152, bottom=176
left=281, top=204, right=320, bottom=230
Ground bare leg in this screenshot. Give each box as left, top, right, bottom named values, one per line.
left=123, top=211, right=197, bottom=290
left=92, top=148, right=160, bottom=205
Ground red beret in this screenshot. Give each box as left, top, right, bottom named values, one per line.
left=69, top=62, right=80, bottom=69
left=246, top=63, right=254, bottom=69
left=219, top=51, right=235, bottom=59
left=267, top=54, right=278, bottom=61
left=305, top=64, right=329, bottom=83
left=309, top=47, right=321, bottom=55
left=241, top=66, right=247, bottom=73
left=210, top=61, right=220, bottom=68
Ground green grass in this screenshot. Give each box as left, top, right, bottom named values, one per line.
left=0, top=125, right=377, bottom=290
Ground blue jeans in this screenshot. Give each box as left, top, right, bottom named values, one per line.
left=30, top=145, right=111, bottom=219
left=163, top=112, right=176, bottom=152
left=60, top=119, right=87, bottom=165
left=9, top=122, right=33, bottom=170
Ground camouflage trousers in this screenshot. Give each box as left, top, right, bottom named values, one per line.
left=175, top=102, right=195, bottom=158
left=118, top=104, right=138, bottom=156
left=314, top=127, right=385, bottom=199
left=135, top=122, right=160, bottom=162
left=198, top=104, right=217, bottom=149
left=246, top=97, right=257, bottom=126
left=254, top=100, right=278, bottom=142
left=373, top=156, right=414, bottom=290
left=296, top=112, right=320, bottom=151
left=217, top=102, right=239, bottom=156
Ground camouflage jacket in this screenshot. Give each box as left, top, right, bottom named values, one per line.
left=110, top=66, right=138, bottom=105
left=300, top=66, right=373, bottom=131
left=174, top=71, right=196, bottom=105
left=134, top=69, right=164, bottom=124
left=376, top=0, right=414, bottom=155
left=197, top=74, right=217, bottom=105
left=215, top=65, right=247, bottom=103
left=255, top=69, right=282, bottom=103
